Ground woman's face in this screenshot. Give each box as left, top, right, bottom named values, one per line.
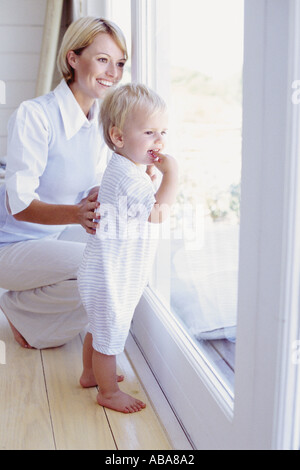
left=68, top=32, right=126, bottom=113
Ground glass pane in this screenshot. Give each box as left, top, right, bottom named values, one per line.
left=160, top=0, right=244, bottom=393
left=109, top=0, right=132, bottom=83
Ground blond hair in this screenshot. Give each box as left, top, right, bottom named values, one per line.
left=100, top=83, right=167, bottom=151
left=57, top=16, right=128, bottom=84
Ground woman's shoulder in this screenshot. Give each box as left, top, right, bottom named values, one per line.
left=16, top=90, right=56, bottom=116
left=9, top=91, right=58, bottom=133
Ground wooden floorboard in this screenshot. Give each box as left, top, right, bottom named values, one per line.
left=0, top=310, right=173, bottom=450
left=0, top=315, right=55, bottom=450
left=41, top=336, right=116, bottom=450
left=104, top=352, right=173, bottom=450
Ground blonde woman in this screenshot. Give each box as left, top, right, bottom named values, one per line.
left=0, top=17, right=128, bottom=349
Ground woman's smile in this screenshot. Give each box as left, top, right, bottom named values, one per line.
left=96, top=79, right=114, bottom=88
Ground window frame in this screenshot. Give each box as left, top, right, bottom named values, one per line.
left=128, top=0, right=300, bottom=450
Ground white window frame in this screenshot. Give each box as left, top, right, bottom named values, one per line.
left=270, top=0, right=300, bottom=449
left=127, top=0, right=300, bottom=450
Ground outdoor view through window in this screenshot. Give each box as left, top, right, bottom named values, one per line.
left=111, top=0, right=244, bottom=393
left=168, top=0, right=244, bottom=392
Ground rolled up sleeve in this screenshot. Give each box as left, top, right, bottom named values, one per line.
left=5, top=101, right=49, bottom=215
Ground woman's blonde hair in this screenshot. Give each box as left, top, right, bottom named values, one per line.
left=100, top=83, right=167, bottom=151
left=57, top=16, right=128, bottom=84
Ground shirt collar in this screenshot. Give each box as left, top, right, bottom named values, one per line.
left=113, top=152, right=148, bottom=176
left=53, top=80, right=100, bottom=140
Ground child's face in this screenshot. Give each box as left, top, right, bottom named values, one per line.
left=118, top=106, right=168, bottom=166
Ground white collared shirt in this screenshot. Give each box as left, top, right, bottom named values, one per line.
left=0, top=80, right=110, bottom=246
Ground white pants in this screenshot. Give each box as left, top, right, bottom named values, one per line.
left=0, top=226, right=89, bottom=349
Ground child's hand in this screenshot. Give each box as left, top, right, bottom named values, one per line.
left=151, top=152, right=178, bottom=175
left=146, top=164, right=157, bottom=182
left=148, top=152, right=178, bottom=224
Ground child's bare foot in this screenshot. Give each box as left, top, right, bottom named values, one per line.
left=80, top=370, right=124, bottom=388
left=97, top=389, right=146, bottom=414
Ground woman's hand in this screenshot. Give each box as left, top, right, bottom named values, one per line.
left=77, top=191, right=100, bottom=235
left=12, top=188, right=101, bottom=233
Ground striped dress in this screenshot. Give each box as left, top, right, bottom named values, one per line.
left=78, top=153, right=157, bottom=355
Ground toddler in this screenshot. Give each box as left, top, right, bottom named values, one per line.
left=78, top=83, right=178, bottom=413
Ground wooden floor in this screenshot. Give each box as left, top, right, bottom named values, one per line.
left=0, top=312, right=179, bottom=450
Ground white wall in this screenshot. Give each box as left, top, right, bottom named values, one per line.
left=0, top=0, right=47, bottom=159
left=0, top=0, right=110, bottom=160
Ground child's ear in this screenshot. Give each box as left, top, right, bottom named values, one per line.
left=110, top=126, right=124, bottom=149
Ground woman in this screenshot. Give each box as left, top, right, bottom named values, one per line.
left=0, top=17, right=128, bottom=349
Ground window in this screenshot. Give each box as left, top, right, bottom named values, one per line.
left=128, top=0, right=300, bottom=449
left=100, top=0, right=132, bottom=84
left=138, top=0, right=244, bottom=394
left=166, top=0, right=243, bottom=392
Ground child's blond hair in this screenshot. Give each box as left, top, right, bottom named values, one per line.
left=100, top=83, right=167, bottom=151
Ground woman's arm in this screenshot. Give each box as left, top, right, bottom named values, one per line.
left=6, top=99, right=102, bottom=234
left=13, top=190, right=100, bottom=235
